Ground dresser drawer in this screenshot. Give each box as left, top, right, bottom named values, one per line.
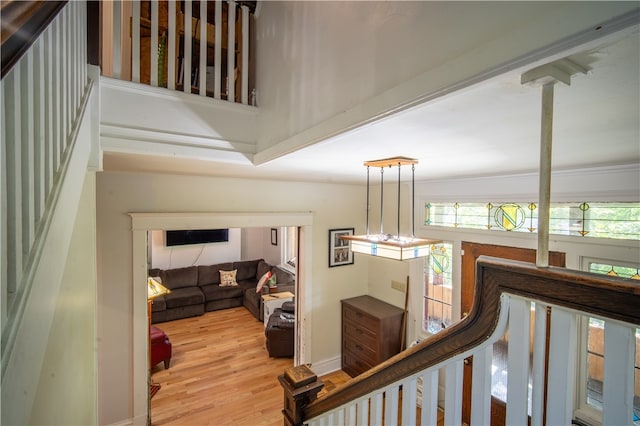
left=343, top=305, right=379, bottom=333
left=343, top=336, right=377, bottom=365
left=342, top=349, right=375, bottom=377
left=342, top=319, right=377, bottom=350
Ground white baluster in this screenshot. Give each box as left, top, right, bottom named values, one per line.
left=420, top=369, right=439, bottom=426
left=33, top=36, right=45, bottom=223
left=199, top=0, right=207, bottom=96
left=5, top=69, right=22, bottom=293
left=227, top=0, right=236, bottom=102
left=546, top=308, right=577, bottom=425
left=112, top=0, right=122, bottom=79
left=506, top=298, right=531, bottom=425
left=214, top=0, right=222, bottom=99
left=471, top=345, right=493, bottom=425
left=530, top=303, right=548, bottom=426
left=44, top=26, right=53, bottom=196
left=370, top=392, right=383, bottom=424
left=150, top=0, right=159, bottom=87
left=356, top=398, right=369, bottom=425
left=402, top=377, right=417, bottom=425
left=184, top=0, right=192, bottom=93
left=602, top=321, right=635, bottom=425
left=131, top=0, right=140, bottom=83
left=385, top=386, right=399, bottom=424
left=57, top=8, right=69, bottom=156
left=241, top=4, right=249, bottom=104
left=21, top=53, right=35, bottom=262
left=444, top=360, right=463, bottom=426
left=1, top=77, right=7, bottom=322
left=167, top=1, right=176, bottom=90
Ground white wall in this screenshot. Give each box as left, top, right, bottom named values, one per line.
left=30, top=172, right=98, bottom=425
left=96, top=172, right=367, bottom=425
left=254, top=2, right=637, bottom=160
left=149, top=228, right=242, bottom=270
left=241, top=227, right=282, bottom=265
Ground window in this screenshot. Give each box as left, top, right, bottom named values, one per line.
left=280, top=226, right=297, bottom=273
left=579, top=259, right=640, bottom=424
left=425, top=202, right=640, bottom=240
left=423, top=243, right=453, bottom=334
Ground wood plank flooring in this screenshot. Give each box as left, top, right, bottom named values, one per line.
left=149, top=306, right=441, bottom=425
left=150, top=307, right=293, bottom=425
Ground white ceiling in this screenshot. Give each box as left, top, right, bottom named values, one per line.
left=104, top=26, right=640, bottom=184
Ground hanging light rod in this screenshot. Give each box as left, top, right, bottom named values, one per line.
left=341, top=156, right=441, bottom=261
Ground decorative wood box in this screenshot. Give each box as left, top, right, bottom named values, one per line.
left=341, top=295, right=404, bottom=377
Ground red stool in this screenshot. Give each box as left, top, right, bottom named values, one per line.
left=150, top=326, right=172, bottom=369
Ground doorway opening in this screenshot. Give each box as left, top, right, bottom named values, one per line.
left=129, top=212, right=313, bottom=423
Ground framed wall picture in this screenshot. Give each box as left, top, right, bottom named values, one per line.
left=271, top=228, right=278, bottom=246
left=328, top=228, right=354, bottom=267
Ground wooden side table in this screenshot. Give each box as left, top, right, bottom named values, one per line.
left=262, top=291, right=294, bottom=327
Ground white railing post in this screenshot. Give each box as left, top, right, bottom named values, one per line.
left=602, top=321, right=635, bottom=425
left=470, top=345, right=493, bottom=425
left=420, top=370, right=439, bottom=425
left=5, top=69, right=22, bottom=295
left=150, top=0, right=159, bottom=87
left=370, top=392, right=383, bottom=424
left=241, top=4, right=249, bottom=104
left=401, top=377, right=418, bottom=425
left=21, top=50, right=35, bottom=253
left=34, top=31, right=45, bottom=223
left=227, top=0, right=236, bottom=102
left=530, top=303, right=549, bottom=426
left=384, top=386, right=399, bottom=425
left=214, top=0, right=222, bottom=99
left=184, top=0, right=192, bottom=93
left=112, top=0, right=122, bottom=79
left=131, top=0, right=140, bottom=83
left=356, top=398, right=369, bottom=425
left=506, top=298, right=531, bottom=425
left=167, top=1, right=176, bottom=90
left=1, top=78, right=7, bottom=324
left=546, top=308, right=577, bottom=424
left=199, top=0, right=207, bottom=96
left=444, top=360, right=464, bottom=426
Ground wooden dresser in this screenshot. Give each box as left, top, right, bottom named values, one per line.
left=341, top=295, right=404, bottom=377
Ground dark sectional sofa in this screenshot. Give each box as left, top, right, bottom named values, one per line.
left=149, top=259, right=295, bottom=324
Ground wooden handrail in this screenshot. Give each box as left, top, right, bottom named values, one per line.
left=303, top=256, right=640, bottom=420
left=1, top=0, right=67, bottom=79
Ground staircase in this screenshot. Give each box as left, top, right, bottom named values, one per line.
left=282, top=257, right=640, bottom=425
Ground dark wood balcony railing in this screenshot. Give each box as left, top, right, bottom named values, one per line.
left=282, top=257, right=640, bottom=425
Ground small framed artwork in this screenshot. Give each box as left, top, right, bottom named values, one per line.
left=328, top=228, right=354, bottom=267
left=271, top=228, right=278, bottom=246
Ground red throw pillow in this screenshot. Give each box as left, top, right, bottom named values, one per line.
left=256, top=270, right=272, bottom=293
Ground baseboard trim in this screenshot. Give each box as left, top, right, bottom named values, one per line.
left=308, top=356, right=341, bottom=377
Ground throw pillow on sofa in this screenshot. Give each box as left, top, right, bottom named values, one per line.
left=219, top=269, right=238, bottom=286
left=256, top=270, right=272, bottom=293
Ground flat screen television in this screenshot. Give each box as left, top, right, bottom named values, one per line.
left=166, top=229, right=229, bottom=246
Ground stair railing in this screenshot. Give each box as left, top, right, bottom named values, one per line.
left=284, top=257, right=639, bottom=426
left=1, top=0, right=91, bottom=378
left=102, top=0, right=253, bottom=105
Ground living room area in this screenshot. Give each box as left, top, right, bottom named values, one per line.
left=146, top=226, right=301, bottom=424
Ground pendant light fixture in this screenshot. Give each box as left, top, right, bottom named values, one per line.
left=341, top=156, right=441, bottom=261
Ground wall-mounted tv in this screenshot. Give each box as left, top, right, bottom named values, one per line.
left=166, top=229, right=229, bottom=246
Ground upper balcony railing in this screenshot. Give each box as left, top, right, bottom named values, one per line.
left=101, top=0, right=255, bottom=105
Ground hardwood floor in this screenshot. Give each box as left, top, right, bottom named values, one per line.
left=150, top=307, right=293, bottom=425
left=149, top=306, right=441, bottom=425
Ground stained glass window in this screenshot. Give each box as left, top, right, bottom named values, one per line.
left=424, top=243, right=453, bottom=334
left=425, top=202, right=640, bottom=240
